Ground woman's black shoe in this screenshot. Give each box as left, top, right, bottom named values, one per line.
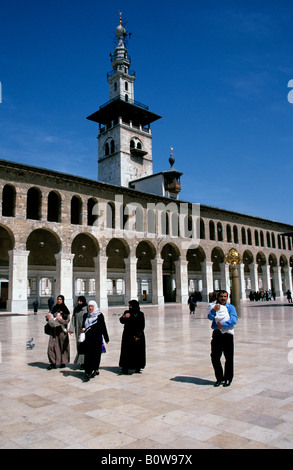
left=47, top=364, right=56, bottom=370
left=83, top=374, right=90, bottom=382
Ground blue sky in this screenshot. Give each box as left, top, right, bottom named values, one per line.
left=1, top=0, right=293, bottom=225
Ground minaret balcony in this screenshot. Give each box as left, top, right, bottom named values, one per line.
left=107, top=69, right=136, bottom=79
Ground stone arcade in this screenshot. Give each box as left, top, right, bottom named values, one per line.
left=0, top=16, right=293, bottom=313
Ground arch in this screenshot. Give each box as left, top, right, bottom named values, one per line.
left=136, top=241, right=156, bottom=271
left=0, top=224, right=15, bottom=266
left=107, top=202, right=115, bottom=229
left=254, top=230, right=259, bottom=246
left=161, top=243, right=180, bottom=302
left=124, top=202, right=144, bottom=232
left=187, top=246, right=206, bottom=271
left=106, top=238, right=130, bottom=269
left=2, top=184, right=16, bottom=217
left=200, top=218, right=205, bottom=240
left=211, top=247, right=225, bottom=272
left=243, top=250, right=254, bottom=273
left=256, top=251, right=267, bottom=266
left=268, top=253, right=277, bottom=268
left=71, top=195, right=82, bottom=225
left=260, top=230, right=264, bottom=247
left=233, top=225, right=239, bottom=244
left=241, top=227, right=246, bottom=245
left=247, top=228, right=252, bottom=245
left=87, top=198, right=98, bottom=226
left=26, top=228, right=61, bottom=266
left=226, top=224, right=232, bottom=243
left=27, top=187, right=41, bottom=220
left=161, top=210, right=170, bottom=236
left=217, top=222, right=223, bottom=242
left=271, top=232, right=276, bottom=249
left=147, top=208, right=156, bottom=234
left=280, top=254, right=288, bottom=268
left=47, top=191, right=61, bottom=222
left=72, top=233, right=99, bottom=268
left=266, top=231, right=271, bottom=248
left=161, top=243, right=180, bottom=271
left=209, top=220, right=215, bottom=241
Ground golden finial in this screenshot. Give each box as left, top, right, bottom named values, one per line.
left=119, top=11, right=122, bottom=25
left=225, top=248, right=241, bottom=265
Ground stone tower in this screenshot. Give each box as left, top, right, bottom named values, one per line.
left=87, top=14, right=161, bottom=187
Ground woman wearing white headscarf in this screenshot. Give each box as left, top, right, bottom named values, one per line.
left=81, top=300, right=109, bottom=382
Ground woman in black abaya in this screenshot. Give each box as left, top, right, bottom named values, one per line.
left=119, top=299, right=146, bottom=374
left=82, top=300, right=109, bottom=382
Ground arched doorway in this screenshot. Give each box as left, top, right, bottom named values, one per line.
left=161, top=243, right=180, bottom=302
left=72, top=233, right=99, bottom=302
left=136, top=241, right=156, bottom=303
left=106, top=238, right=129, bottom=305
left=26, top=229, right=61, bottom=308
left=0, top=225, right=14, bottom=309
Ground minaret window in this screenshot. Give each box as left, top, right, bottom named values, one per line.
left=111, top=140, right=115, bottom=153
left=125, top=82, right=128, bottom=91
left=125, top=94, right=128, bottom=101
left=114, top=82, right=117, bottom=91
left=105, top=142, right=109, bottom=156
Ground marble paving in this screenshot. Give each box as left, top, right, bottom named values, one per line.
left=1, top=299, right=293, bottom=449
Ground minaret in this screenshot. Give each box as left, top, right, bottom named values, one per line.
left=87, top=14, right=161, bottom=187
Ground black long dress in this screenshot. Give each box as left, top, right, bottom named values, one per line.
left=119, top=305, right=146, bottom=372
left=82, top=312, right=109, bottom=376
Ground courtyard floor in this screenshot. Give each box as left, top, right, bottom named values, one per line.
left=0, top=299, right=293, bottom=451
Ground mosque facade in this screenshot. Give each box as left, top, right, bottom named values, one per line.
left=0, top=17, right=293, bottom=313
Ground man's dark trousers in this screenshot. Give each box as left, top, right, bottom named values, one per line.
left=211, top=329, right=234, bottom=382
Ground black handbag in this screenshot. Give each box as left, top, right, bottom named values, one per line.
left=44, top=323, right=51, bottom=335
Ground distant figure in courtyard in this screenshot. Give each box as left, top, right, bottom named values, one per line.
left=33, top=299, right=38, bottom=315
left=69, top=295, right=88, bottom=368
left=286, top=290, right=292, bottom=303
left=46, top=295, right=70, bottom=370
left=207, top=290, right=238, bottom=387
left=81, top=300, right=109, bottom=382
left=188, top=292, right=197, bottom=314
left=119, top=299, right=146, bottom=374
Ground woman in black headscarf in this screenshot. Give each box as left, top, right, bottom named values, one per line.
left=69, top=295, right=87, bottom=367
left=46, top=295, right=70, bottom=369
left=119, top=299, right=146, bottom=374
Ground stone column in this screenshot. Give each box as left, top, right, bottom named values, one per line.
left=273, top=266, right=283, bottom=297
left=94, top=253, right=108, bottom=310
left=201, top=260, right=213, bottom=302
left=124, top=255, right=138, bottom=304
left=250, top=263, right=259, bottom=293
left=7, top=249, right=29, bottom=313
left=284, top=266, right=293, bottom=293
left=174, top=258, right=189, bottom=304
left=55, top=253, right=75, bottom=311
left=151, top=257, right=164, bottom=305
left=263, top=264, right=271, bottom=291
left=239, top=263, right=246, bottom=299
left=220, top=262, right=230, bottom=292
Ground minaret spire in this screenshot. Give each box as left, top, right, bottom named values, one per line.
left=87, top=15, right=161, bottom=187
